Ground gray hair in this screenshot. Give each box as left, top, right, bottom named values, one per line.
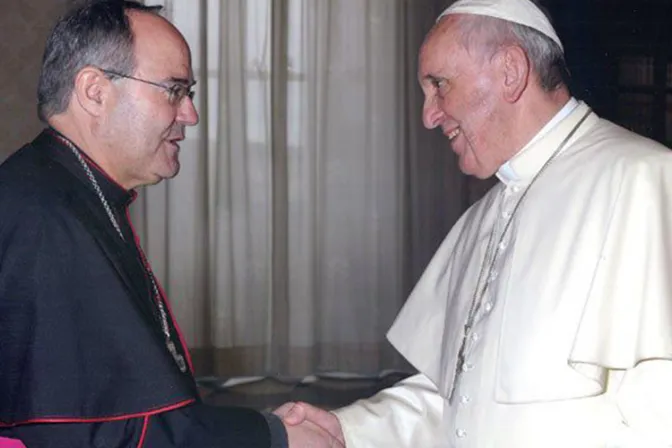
left=37, top=0, right=163, bottom=122
left=457, top=14, right=569, bottom=91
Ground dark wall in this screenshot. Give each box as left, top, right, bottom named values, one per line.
left=0, top=1, right=72, bottom=161
left=545, top=0, right=672, bottom=145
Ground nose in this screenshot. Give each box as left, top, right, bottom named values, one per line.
left=422, top=96, right=443, bottom=129
left=177, top=96, right=199, bottom=126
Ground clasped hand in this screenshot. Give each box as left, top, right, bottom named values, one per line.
left=274, top=402, right=346, bottom=447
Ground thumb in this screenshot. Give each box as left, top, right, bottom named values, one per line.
left=272, top=402, right=296, bottom=419
left=283, top=403, right=307, bottom=425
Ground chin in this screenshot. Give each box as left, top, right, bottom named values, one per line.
left=458, top=158, right=478, bottom=177
left=162, top=166, right=180, bottom=180
left=146, top=166, right=180, bottom=186
left=458, top=158, right=495, bottom=179
left=162, top=157, right=181, bottom=178
left=169, top=162, right=181, bottom=178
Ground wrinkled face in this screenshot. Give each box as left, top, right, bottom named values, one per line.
left=102, top=11, right=199, bottom=189
left=418, top=16, right=506, bottom=179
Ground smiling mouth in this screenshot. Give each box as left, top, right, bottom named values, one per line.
left=446, top=127, right=461, bottom=141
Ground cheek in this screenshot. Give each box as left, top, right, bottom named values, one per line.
left=138, top=112, right=175, bottom=149
left=126, top=95, right=176, bottom=131
left=464, top=85, right=499, bottom=134
left=461, top=100, right=502, bottom=172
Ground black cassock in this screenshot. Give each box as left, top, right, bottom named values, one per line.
left=0, top=130, right=286, bottom=447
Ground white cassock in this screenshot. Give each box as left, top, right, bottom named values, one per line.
left=333, top=100, right=672, bottom=447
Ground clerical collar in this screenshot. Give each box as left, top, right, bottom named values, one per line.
left=497, top=97, right=579, bottom=184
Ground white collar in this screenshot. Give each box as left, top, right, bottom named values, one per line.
left=497, top=97, right=579, bottom=184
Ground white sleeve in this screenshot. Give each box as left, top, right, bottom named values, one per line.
left=610, top=360, right=672, bottom=447
left=332, top=373, right=446, bottom=448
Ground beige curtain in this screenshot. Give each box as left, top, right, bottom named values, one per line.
left=132, top=0, right=492, bottom=380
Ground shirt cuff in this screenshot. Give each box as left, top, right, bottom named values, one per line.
left=262, top=412, right=288, bottom=448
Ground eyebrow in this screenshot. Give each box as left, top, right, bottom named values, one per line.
left=167, top=77, right=197, bottom=87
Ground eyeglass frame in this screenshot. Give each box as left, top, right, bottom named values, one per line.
left=97, top=68, right=196, bottom=105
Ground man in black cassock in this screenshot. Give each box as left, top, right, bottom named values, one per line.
left=0, top=1, right=341, bottom=447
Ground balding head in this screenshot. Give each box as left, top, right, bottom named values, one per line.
left=37, top=0, right=163, bottom=122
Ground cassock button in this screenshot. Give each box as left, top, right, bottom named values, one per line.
left=470, top=332, right=479, bottom=342
left=502, top=210, right=512, bottom=219
left=488, top=271, right=498, bottom=282
left=484, top=301, right=493, bottom=313
left=461, top=362, right=474, bottom=372
left=459, top=395, right=471, bottom=405
left=456, top=429, right=467, bottom=439
left=498, top=241, right=507, bottom=251
left=511, top=185, right=521, bottom=193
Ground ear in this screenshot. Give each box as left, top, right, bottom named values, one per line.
left=499, top=45, right=530, bottom=103
left=72, top=67, right=112, bottom=117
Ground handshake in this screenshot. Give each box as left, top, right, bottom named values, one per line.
left=274, top=402, right=346, bottom=447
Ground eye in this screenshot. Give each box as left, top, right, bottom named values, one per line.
left=432, top=77, right=449, bottom=94
left=167, top=84, right=193, bottom=104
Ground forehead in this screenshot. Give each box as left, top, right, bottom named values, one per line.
left=418, top=17, right=467, bottom=76
left=129, top=11, right=193, bottom=80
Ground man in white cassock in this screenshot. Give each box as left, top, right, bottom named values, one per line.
left=276, top=0, right=672, bottom=446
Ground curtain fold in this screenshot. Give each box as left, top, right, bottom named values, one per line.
left=132, top=0, right=491, bottom=379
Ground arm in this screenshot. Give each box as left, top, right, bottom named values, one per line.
left=334, top=373, right=445, bottom=448
left=1, top=403, right=284, bottom=448
left=151, top=404, right=336, bottom=447
left=0, top=202, right=289, bottom=447
left=279, top=373, right=445, bottom=448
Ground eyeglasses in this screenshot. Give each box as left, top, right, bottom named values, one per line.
left=98, top=68, right=196, bottom=106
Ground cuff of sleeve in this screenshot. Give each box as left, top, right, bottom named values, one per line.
left=262, top=412, right=288, bottom=448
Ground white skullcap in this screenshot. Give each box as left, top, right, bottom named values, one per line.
left=438, top=0, right=563, bottom=52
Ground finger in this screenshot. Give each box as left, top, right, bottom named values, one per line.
left=283, top=403, right=308, bottom=425
left=290, top=403, right=344, bottom=442
left=288, top=420, right=345, bottom=448
left=272, top=402, right=296, bottom=419
left=329, top=431, right=346, bottom=448
left=294, top=403, right=334, bottom=427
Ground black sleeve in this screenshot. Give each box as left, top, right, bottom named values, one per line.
left=146, top=403, right=288, bottom=447
left=0, top=403, right=288, bottom=448
left=262, top=412, right=290, bottom=448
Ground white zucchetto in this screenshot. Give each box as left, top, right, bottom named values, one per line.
left=438, top=0, right=563, bottom=51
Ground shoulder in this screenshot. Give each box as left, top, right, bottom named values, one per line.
left=0, top=149, right=82, bottom=244
left=540, top=119, right=672, bottom=220
left=0, top=144, right=76, bottom=215
left=558, top=118, right=672, bottom=191
left=582, top=118, right=672, bottom=164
